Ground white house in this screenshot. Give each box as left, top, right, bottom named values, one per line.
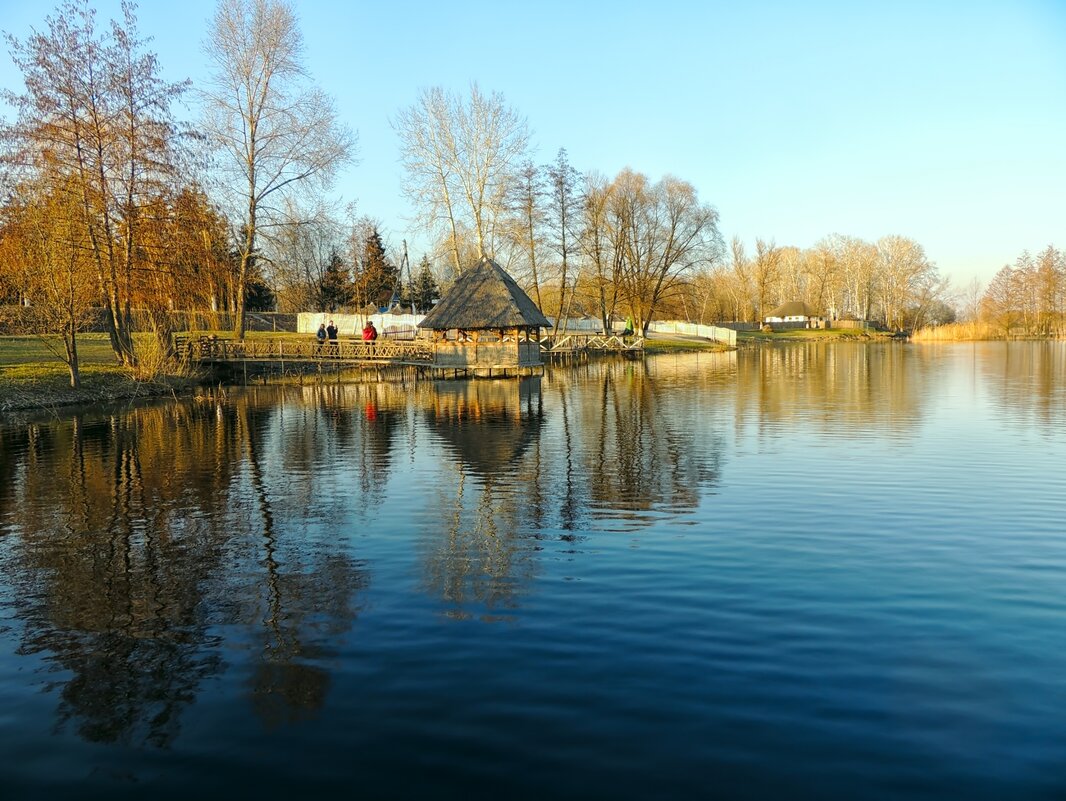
left=764, top=301, right=824, bottom=324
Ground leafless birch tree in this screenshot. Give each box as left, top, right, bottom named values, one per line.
left=394, top=83, right=529, bottom=272
left=201, top=0, right=355, bottom=338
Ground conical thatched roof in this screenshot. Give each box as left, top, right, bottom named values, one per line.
left=766, top=300, right=820, bottom=318
left=417, top=257, right=550, bottom=330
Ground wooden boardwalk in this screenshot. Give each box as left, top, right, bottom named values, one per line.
left=539, top=332, right=644, bottom=354
left=174, top=332, right=643, bottom=368
left=175, top=336, right=434, bottom=365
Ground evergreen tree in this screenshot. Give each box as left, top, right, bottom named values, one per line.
left=411, top=255, right=440, bottom=312
left=319, top=250, right=353, bottom=311
left=357, top=228, right=398, bottom=309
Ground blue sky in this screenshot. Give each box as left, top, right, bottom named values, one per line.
left=2, top=0, right=1064, bottom=286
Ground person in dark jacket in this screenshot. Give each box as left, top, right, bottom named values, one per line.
left=326, top=320, right=338, bottom=354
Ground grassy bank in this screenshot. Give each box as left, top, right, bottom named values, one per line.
left=738, top=327, right=896, bottom=343
left=0, top=334, right=196, bottom=413
left=644, top=336, right=732, bottom=353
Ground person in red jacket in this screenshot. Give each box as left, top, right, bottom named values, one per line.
left=362, top=321, right=378, bottom=342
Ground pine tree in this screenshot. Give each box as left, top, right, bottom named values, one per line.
left=411, top=255, right=440, bottom=312
left=319, top=251, right=353, bottom=312
left=356, top=228, right=398, bottom=309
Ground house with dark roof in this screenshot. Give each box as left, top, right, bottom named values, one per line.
left=417, top=257, right=550, bottom=375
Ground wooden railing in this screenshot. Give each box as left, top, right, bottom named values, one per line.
left=537, top=333, right=644, bottom=353
left=175, top=335, right=433, bottom=364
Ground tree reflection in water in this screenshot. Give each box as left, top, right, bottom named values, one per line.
left=417, top=360, right=727, bottom=617
left=0, top=359, right=728, bottom=747
left=0, top=394, right=368, bottom=746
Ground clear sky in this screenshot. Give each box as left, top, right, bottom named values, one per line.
left=2, top=0, right=1064, bottom=287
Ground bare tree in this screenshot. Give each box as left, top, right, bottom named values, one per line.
left=545, top=148, right=581, bottom=329
left=506, top=159, right=546, bottom=307
left=579, top=171, right=620, bottom=332
left=982, top=265, right=1019, bottom=337
left=826, top=234, right=878, bottom=320
left=729, top=236, right=753, bottom=320
left=877, top=235, right=936, bottom=331
left=394, top=83, right=529, bottom=271
left=201, top=0, right=355, bottom=338
left=805, top=239, right=839, bottom=315
left=752, top=238, right=781, bottom=321
left=611, top=169, right=721, bottom=332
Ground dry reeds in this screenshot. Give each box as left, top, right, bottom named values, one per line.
left=910, top=322, right=1000, bottom=341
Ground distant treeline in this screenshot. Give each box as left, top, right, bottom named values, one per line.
left=912, top=245, right=1065, bottom=340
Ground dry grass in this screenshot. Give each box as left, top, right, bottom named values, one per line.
left=910, top=322, right=1001, bottom=341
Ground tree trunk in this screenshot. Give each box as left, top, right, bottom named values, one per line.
left=64, top=322, right=81, bottom=389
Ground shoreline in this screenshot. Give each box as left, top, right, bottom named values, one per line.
left=0, top=373, right=199, bottom=415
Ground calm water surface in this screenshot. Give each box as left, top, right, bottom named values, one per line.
left=1, top=342, right=1064, bottom=799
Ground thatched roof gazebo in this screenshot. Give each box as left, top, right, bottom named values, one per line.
left=417, top=257, right=550, bottom=376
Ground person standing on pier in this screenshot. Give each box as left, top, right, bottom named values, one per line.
left=362, top=320, right=378, bottom=343
left=316, top=322, right=327, bottom=354
left=327, top=320, right=338, bottom=355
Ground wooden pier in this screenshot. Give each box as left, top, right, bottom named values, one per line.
left=174, top=331, right=644, bottom=374
left=175, top=335, right=433, bottom=365
left=538, top=332, right=644, bottom=355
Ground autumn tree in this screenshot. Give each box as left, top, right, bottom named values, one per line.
left=2, top=182, right=97, bottom=387
left=2, top=0, right=188, bottom=364
left=201, top=0, right=355, bottom=339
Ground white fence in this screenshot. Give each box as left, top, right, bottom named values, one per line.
left=646, top=320, right=737, bottom=347
left=297, top=312, right=736, bottom=347
left=298, top=312, right=424, bottom=337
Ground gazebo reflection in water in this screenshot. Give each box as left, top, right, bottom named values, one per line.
left=420, top=377, right=544, bottom=617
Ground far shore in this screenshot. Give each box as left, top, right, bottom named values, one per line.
left=4, top=329, right=1059, bottom=415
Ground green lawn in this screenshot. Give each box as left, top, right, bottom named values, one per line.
left=0, top=333, right=191, bottom=412
left=644, top=337, right=731, bottom=353
left=737, top=327, right=893, bottom=342
left=0, top=333, right=119, bottom=367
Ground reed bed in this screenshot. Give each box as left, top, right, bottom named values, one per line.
left=911, top=322, right=1066, bottom=341
left=910, top=322, right=1000, bottom=341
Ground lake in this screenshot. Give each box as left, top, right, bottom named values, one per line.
left=1, top=342, right=1064, bottom=799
